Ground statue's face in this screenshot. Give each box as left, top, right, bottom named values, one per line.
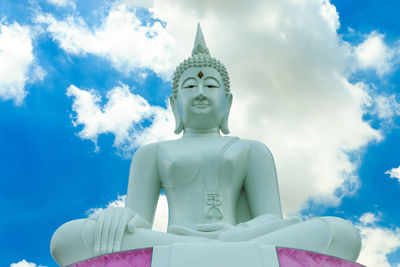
left=175, top=67, right=230, bottom=132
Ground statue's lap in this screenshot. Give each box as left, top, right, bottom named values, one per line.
left=52, top=216, right=361, bottom=266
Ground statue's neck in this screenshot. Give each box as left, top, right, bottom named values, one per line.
left=183, top=127, right=221, bottom=138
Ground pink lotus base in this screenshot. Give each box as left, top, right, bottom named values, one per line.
left=69, top=247, right=363, bottom=266
left=69, top=248, right=152, bottom=267
left=277, top=248, right=364, bottom=267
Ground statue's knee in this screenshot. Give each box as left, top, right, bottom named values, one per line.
left=317, top=217, right=361, bottom=262
left=51, top=219, right=93, bottom=265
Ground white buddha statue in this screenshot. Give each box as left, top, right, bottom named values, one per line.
left=50, top=24, right=361, bottom=266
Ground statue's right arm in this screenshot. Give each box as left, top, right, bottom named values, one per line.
left=93, top=143, right=160, bottom=255
left=125, top=142, right=161, bottom=225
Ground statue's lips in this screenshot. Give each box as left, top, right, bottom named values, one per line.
left=193, top=103, right=209, bottom=108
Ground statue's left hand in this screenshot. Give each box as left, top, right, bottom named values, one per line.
left=196, top=222, right=235, bottom=234
left=218, top=215, right=301, bottom=242
left=168, top=223, right=234, bottom=239
left=94, top=207, right=150, bottom=255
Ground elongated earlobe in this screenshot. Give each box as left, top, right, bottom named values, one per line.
left=220, top=93, right=232, bottom=135
left=170, top=95, right=184, bottom=134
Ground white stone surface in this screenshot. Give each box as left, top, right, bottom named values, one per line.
left=151, top=243, right=280, bottom=267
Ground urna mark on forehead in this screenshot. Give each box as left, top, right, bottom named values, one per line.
left=178, top=67, right=224, bottom=88
left=172, top=23, right=231, bottom=96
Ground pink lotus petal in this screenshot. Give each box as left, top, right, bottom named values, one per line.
left=70, top=246, right=364, bottom=266
left=69, top=248, right=152, bottom=267
left=277, top=247, right=363, bottom=267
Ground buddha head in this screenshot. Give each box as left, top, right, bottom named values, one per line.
left=170, top=23, right=232, bottom=135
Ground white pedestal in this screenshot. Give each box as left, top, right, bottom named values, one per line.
left=151, top=243, right=280, bottom=267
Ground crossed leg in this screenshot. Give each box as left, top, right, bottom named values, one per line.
left=251, top=217, right=361, bottom=262
left=50, top=219, right=212, bottom=266
left=51, top=216, right=361, bottom=266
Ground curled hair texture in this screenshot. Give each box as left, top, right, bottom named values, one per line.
left=172, top=53, right=230, bottom=96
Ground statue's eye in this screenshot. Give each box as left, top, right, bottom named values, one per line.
left=204, top=78, right=220, bottom=88
left=184, top=85, right=196, bottom=89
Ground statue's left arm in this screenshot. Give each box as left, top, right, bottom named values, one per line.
left=218, top=140, right=298, bottom=242
left=244, top=140, right=282, bottom=219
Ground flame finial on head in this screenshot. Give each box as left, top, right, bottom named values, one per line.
left=192, top=23, right=210, bottom=56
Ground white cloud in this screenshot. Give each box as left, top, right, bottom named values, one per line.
left=46, top=0, right=75, bottom=8
left=10, top=259, right=45, bottom=267
left=66, top=83, right=176, bottom=152
left=357, top=213, right=400, bottom=267
left=373, top=94, right=400, bottom=123
left=86, top=195, right=126, bottom=218
left=385, top=165, right=400, bottom=183
left=49, top=0, right=391, bottom=213
left=86, top=194, right=168, bottom=232
left=355, top=31, right=399, bottom=76
left=35, top=5, right=176, bottom=79
left=151, top=194, right=168, bottom=232
left=359, top=212, right=380, bottom=225
left=29, top=64, right=46, bottom=83
left=0, top=22, right=41, bottom=105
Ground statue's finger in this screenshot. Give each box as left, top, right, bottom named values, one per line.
left=168, top=225, right=194, bottom=235
left=108, top=209, right=121, bottom=253
left=202, top=231, right=220, bottom=239
left=127, top=215, right=140, bottom=233
left=100, top=208, right=114, bottom=254
left=113, top=215, right=128, bottom=252
left=196, top=223, right=233, bottom=232
left=113, top=209, right=133, bottom=252
left=94, top=211, right=106, bottom=255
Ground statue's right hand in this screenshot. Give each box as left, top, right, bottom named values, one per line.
left=94, top=207, right=150, bottom=255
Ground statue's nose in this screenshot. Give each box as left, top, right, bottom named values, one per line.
left=195, top=84, right=206, bottom=100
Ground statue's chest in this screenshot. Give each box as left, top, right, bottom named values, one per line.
left=158, top=138, right=248, bottom=190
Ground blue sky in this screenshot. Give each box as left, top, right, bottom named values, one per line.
left=1, top=0, right=399, bottom=266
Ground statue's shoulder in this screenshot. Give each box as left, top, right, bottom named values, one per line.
left=156, top=139, right=180, bottom=150
left=132, top=142, right=161, bottom=160
left=239, top=138, right=274, bottom=159
left=133, top=139, right=179, bottom=156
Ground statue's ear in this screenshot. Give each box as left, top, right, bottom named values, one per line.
left=220, top=93, right=232, bottom=135
left=170, top=95, right=184, bottom=134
